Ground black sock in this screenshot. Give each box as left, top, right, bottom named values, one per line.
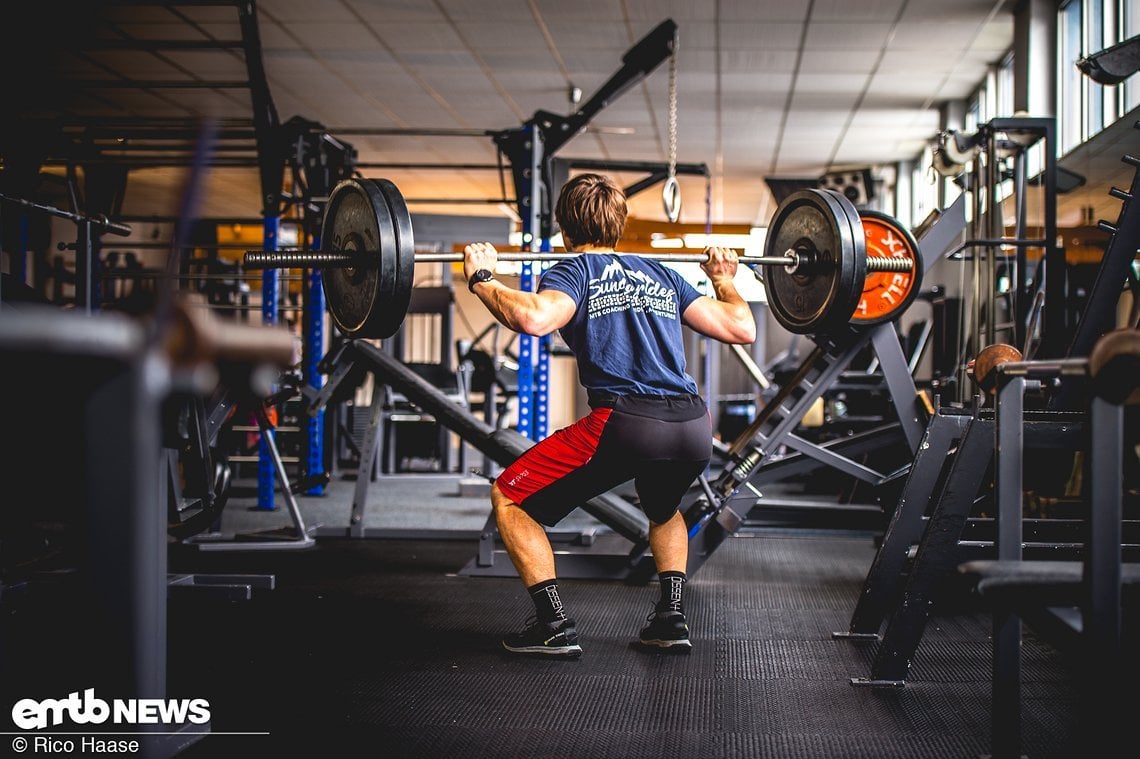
left=657, top=571, right=686, bottom=613
left=528, top=579, right=568, bottom=623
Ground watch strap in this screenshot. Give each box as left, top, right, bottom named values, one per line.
left=468, top=269, right=495, bottom=293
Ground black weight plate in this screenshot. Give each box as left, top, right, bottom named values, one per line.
left=371, top=178, right=416, bottom=339
left=321, top=178, right=398, bottom=338
left=763, top=189, right=863, bottom=334
left=852, top=209, right=923, bottom=326
left=823, top=188, right=868, bottom=328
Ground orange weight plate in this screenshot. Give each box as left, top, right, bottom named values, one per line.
left=852, top=211, right=922, bottom=325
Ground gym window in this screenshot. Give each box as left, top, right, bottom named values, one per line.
left=1059, top=0, right=1140, bottom=154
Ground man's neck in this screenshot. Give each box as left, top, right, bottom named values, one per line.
left=570, top=245, right=616, bottom=254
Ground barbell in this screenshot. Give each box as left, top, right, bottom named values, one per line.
left=242, top=178, right=919, bottom=338
left=969, top=330, right=1140, bottom=405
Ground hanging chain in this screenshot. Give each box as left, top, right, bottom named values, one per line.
left=662, top=28, right=681, bottom=223
left=667, top=29, right=678, bottom=182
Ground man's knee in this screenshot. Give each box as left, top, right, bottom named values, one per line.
left=646, top=507, right=682, bottom=527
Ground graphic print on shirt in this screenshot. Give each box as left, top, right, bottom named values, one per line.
left=587, top=259, right=678, bottom=320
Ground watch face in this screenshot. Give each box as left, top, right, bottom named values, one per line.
left=469, top=269, right=494, bottom=291
left=852, top=211, right=922, bottom=325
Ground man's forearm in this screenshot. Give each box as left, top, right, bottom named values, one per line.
left=472, top=280, right=547, bottom=335
left=709, top=275, right=750, bottom=318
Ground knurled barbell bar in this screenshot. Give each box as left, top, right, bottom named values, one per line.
left=242, top=178, right=919, bottom=339
left=244, top=247, right=914, bottom=270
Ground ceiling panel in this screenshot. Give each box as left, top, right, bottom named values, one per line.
left=938, top=70, right=995, bottom=99
left=451, top=21, right=551, bottom=50
left=889, top=20, right=992, bottom=50
left=368, top=22, right=467, bottom=50
left=898, top=0, right=1002, bottom=20
left=719, top=0, right=813, bottom=23
left=283, top=21, right=390, bottom=48
left=258, top=22, right=308, bottom=49
left=803, top=22, right=895, bottom=50
left=794, top=72, right=873, bottom=93
left=788, top=91, right=862, bottom=110
left=623, top=0, right=714, bottom=22
left=771, top=157, right=836, bottom=174
left=532, top=0, right=628, bottom=22
left=833, top=142, right=916, bottom=164
left=849, top=107, right=940, bottom=128
left=350, top=0, right=443, bottom=23
left=719, top=23, right=806, bottom=50
left=673, top=70, right=719, bottom=92
left=868, top=72, right=960, bottom=100
left=260, top=0, right=359, bottom=22
left=558, top=49, right=636, bottom=75
left=479, top=49, right=568, bottom=71
left=722, top=91, right=793, bottom=111
left=876, top=49, right=958, bottom=74
left=799, top=49, right=885, bottom=74
left=539, top=23, right=634, bottom=49
left=720, top=72, right=795, bottom=93
left=435, top=0, right=534, bottom=22
left=812, top=0, right=907, bottom=22
left=719, top=49, right=801, bottom=73
left=484, top=74, right=570, bottom=99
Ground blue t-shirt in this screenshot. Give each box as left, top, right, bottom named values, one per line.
left=537, top=253, right=703, bottom=396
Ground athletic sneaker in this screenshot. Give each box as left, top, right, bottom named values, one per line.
left=501, top=616, right=582, bottom=658
left=637, top=609, right=692, bottom=652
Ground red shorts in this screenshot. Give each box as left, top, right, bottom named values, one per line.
left=495, top=394, right=712, bottom=526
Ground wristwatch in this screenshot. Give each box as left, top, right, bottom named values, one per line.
left=468, top=268, right=495, bottom=293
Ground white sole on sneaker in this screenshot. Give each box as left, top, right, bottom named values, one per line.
left=638, top=638, right=692, bottom=651
left=502, top=642, right=583, bottom=657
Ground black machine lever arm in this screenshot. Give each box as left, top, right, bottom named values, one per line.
left=533, top=18, right=677, bottom=155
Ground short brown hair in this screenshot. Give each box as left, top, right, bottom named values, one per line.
left=554, top=173, right=627, bottom=250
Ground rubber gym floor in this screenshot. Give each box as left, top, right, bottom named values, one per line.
left=2, top=472, right=1123, bottom=758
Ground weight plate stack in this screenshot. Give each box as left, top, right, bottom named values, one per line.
left=763, top=189, right=864, bottom=335
left=321, top=178, right=399, bottom=338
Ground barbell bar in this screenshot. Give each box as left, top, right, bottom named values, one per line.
left=240, top=178, right=919, bottom=339
left=243, top=248, right=914, bottom=272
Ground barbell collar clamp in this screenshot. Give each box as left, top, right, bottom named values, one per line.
left=784, top=251, right=801, bottom=275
